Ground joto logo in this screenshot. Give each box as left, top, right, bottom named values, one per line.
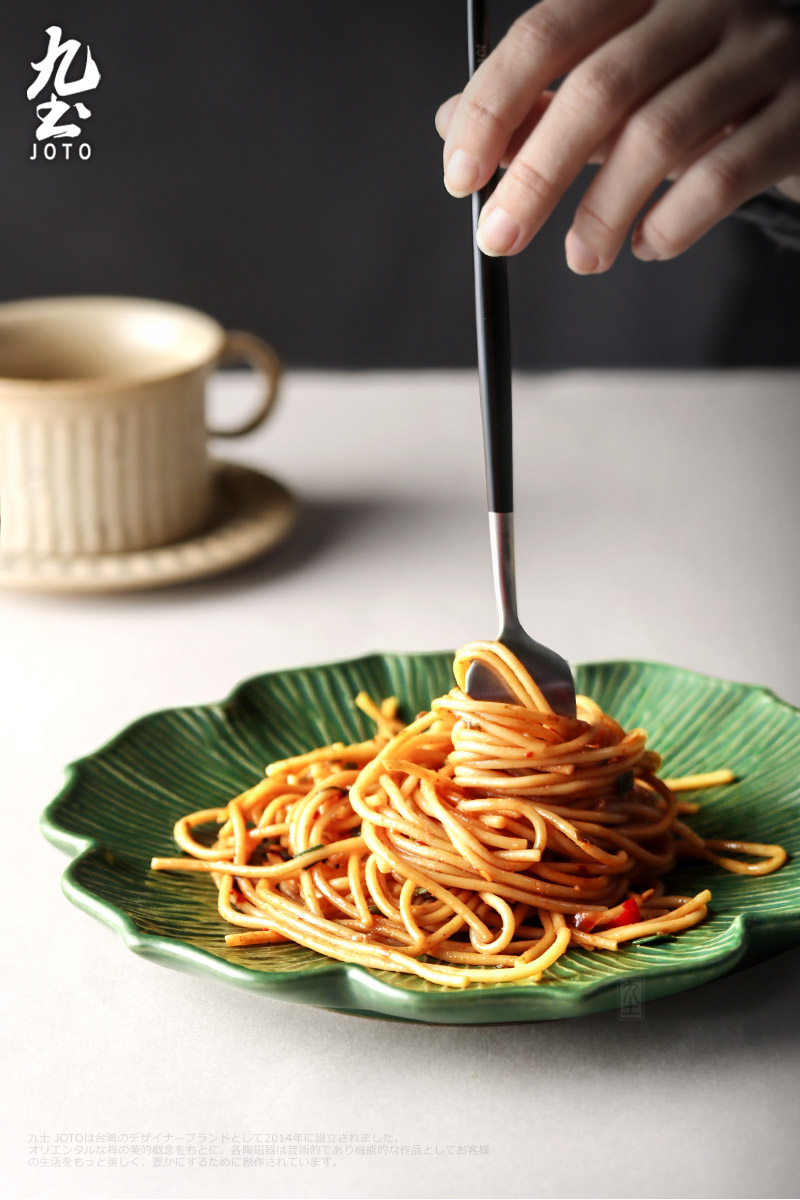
left=28, top=26, right=101, bottom=161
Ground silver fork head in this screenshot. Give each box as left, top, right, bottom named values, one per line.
left=464, top=512, right=577, bottom=717
left=464, top=626, right=577, bottom=718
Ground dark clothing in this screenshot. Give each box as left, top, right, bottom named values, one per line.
left=734, top=191, right=800, bottom=253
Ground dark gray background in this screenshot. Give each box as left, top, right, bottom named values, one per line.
left=1, top=0, right=798, bottom=369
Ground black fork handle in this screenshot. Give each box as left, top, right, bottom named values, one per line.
left=469, top=0, right=513, bottom=515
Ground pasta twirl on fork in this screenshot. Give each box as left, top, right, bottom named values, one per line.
left=151, top=642, right=787, bottom=988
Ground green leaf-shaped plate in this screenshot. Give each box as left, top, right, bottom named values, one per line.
left=40, top=654, right=800, bottom=1023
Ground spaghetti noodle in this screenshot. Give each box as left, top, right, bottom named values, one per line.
left=152, top=642, right=787, bottom=988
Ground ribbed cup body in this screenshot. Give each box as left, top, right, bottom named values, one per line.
left=0, top=371, right=212, bottom=556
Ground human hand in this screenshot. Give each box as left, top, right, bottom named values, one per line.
left=435, top=0, right=800, bottom=271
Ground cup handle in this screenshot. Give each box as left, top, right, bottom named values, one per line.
left=207, top=330, right=282, bottom=438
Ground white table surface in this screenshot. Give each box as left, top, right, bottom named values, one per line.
left=4, top=369, right=800, bottom=1200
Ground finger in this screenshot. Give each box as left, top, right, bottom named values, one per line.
left=567, top=26, right=790, bottom=272
left=443, top=0, right=649, bottom=198
left=443, top=88, right=600, bottom=173
left=633, top=84, right=800, bottom=262
left=476, top=0, right=721, bottom=256
left=435, top=94, right=460, bottom=140
left=776, top=176, right=800, bottom=203
left=498, top=92, right=556, bottom=167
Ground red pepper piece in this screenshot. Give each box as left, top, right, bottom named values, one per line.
left=574, top=911, right=599, bottom=933
left=607, top=898, right=642, bottom=928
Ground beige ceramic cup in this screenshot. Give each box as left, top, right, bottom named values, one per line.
left=0, top=296, right=281, bottom=556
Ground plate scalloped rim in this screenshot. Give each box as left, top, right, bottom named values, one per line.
left=40, top=652, right=800, bottom=1024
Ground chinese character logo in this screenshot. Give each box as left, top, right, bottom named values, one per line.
left=617, top=977, right=644, bottom=1021
left=27, top=26, right=100, bottom=156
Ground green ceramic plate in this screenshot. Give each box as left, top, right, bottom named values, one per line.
left=41, top=654, right=800, bottom=1024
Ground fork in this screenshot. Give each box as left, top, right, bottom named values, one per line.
left=462, top=0, right=577, bottom=718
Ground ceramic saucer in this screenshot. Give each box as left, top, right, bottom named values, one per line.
left=0, top=460, right=298, bottom=593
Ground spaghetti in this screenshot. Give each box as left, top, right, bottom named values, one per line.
left=152, top=642, right=787, bottom=988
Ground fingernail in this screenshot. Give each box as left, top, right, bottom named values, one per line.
left=476, top=207, right=520, bottom=256
left=444, top=148, right=480, bottom=196
left=633, top=234, right=658, bottom=262
left=566, top=230, right=599, bottom=275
